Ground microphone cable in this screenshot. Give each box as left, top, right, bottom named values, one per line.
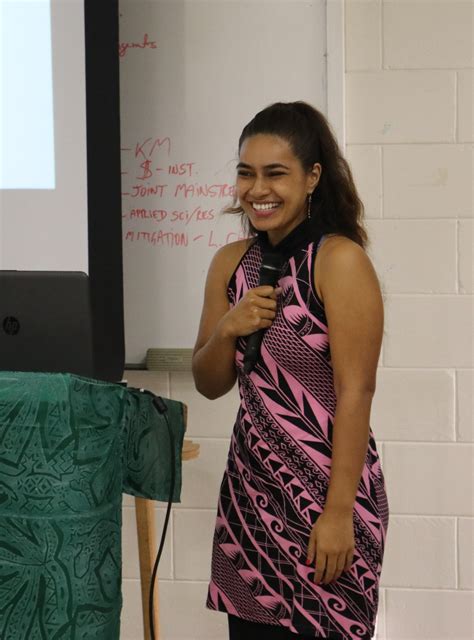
left=135, top=389, right=175, bottom=640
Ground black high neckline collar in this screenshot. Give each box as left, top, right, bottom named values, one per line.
left=256, top=218, right=324, bottom=261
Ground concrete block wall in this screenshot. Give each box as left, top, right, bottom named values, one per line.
left=345, top=2, right=473, bottom=640
left=120, top=1, right=473, bottom=638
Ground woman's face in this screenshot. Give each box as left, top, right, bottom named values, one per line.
left=237, top=134, right=321, bottom=245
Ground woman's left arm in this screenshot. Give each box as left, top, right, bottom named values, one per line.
left=307, top=237, right=384, bottom=584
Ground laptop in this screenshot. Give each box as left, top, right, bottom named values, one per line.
left=0, top=271, right=95, bottom=377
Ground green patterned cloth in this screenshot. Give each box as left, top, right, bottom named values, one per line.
left=0, top=372, right=185, bottom=639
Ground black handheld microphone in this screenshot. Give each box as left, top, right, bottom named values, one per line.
left=243, top=252, right=284, bottom=374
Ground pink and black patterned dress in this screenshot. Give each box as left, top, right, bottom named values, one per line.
left=206, top=226, right=389, bottom=639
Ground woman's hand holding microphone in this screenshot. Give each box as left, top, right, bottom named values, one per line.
left=218, top=286, right=281, bottom=339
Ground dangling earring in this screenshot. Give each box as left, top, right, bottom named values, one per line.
left=307, top=193, right=312, bottom=220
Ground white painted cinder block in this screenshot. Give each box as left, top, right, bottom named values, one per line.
left=345, top=0, right=382, bottom=71
left=159, top=581, right=228, bottom=640
left=124, top=369, right=169, bottom=397
left=383, top=144, right=474, bottom=219
left=122, top=505, right=173, bottom=580
left=383, top=442, right=474, bottom=516
left=176, top=438, right=230, bottom=510
left=458, top=219, right=473, bottom=294
left=371, top=369, right=455, bottom=441
left=458, top=70, right=474, bottom=142
left=121, top=579, right=144, bottom=640
left=173, top=509, right=215, bottom=581
left=346, top=71, right=455, bottom=143
left=458, top=517, right=474, bottom=590
left=385, top=589, right=473, bottom=640
left=346, top=145, right=383, bottom=218
left=381, top=516, right=456, bottom=589
left=456, top=370, right=474, bottom=442
left=367, top=219, right=457, bottom=294
left=383, top=295, right=473, bottom=367
left=123, top=493, right=135, bottom=507
left=377, top=440, right=385, bottom=468
left=383, top=0, right=474, bottom=70
left=169, top=371, right=239, bottom=439
left=375, top=588, right=387, bottom=640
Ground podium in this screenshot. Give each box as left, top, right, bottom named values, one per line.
left=0, top=371, right=188, bottom=639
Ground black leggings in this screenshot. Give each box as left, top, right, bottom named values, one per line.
left=228, top=615, right=315, bottom=639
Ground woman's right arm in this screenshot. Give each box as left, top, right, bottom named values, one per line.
left=192, top=242, right=278, bottom=399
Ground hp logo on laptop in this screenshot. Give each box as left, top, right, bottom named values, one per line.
left=3, top=317, right=20, bottom=336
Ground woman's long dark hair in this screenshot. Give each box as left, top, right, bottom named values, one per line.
left=227, top=101, right=368, bottom=249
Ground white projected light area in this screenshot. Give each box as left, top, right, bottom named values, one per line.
left=0, top=0, right=55, bottom=189
left=0, top=0, right=88, bottom=273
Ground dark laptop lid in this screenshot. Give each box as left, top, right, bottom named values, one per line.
left=0, top=271, right=94, bottom=378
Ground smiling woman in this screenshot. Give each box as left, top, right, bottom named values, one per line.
left=225, top=101, right=367, bottom=249
left=236, top=134, right=321, bottom=245
left=192, top=102, right=388, bottom=640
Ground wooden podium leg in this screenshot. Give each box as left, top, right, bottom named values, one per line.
left=135, top=496, right=159, bottom=639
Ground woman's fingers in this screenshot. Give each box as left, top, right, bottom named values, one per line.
left=250, top=286, right=281, bottom=305
left=228, top=285, right=281, bottom=337
left=306, top=513, right=355, bottom=585
left=248, top=295, right=278, bottom=311
left=322, top=554, right=337, bottom=584
left=306, top=529, right=316, bottom=565
left=310, top=552, right=351, bottom=584
left=246, top=290, right=278, bottom=327
left=314, top=551, right=327, bottom=584
left=344, top=550, right=354, bottom=572
left=253, top=285, right=279, bottom=297
left=330, top=555, right=347, bottom=583
left=251, top=306, right=276, bottom=320
left=254, top=316, right=274, bottom=328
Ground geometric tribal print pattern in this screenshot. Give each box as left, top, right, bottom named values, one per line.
left=207, top=239, right=389, bottom=639
left=0, top=373, right=185, bottom=640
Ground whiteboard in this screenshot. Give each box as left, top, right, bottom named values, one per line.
left=119, top=0, right=343, bottom=363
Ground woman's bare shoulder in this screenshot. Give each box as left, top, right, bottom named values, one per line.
left=320, top=232, right=359, bottom=251
left=209, top=238, right=255, bottom=285
left=318, top=233, right=368, bottom=264
left=218, top=237, right=255, bottom=260
left=315, top=234, right=373, bottom=302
